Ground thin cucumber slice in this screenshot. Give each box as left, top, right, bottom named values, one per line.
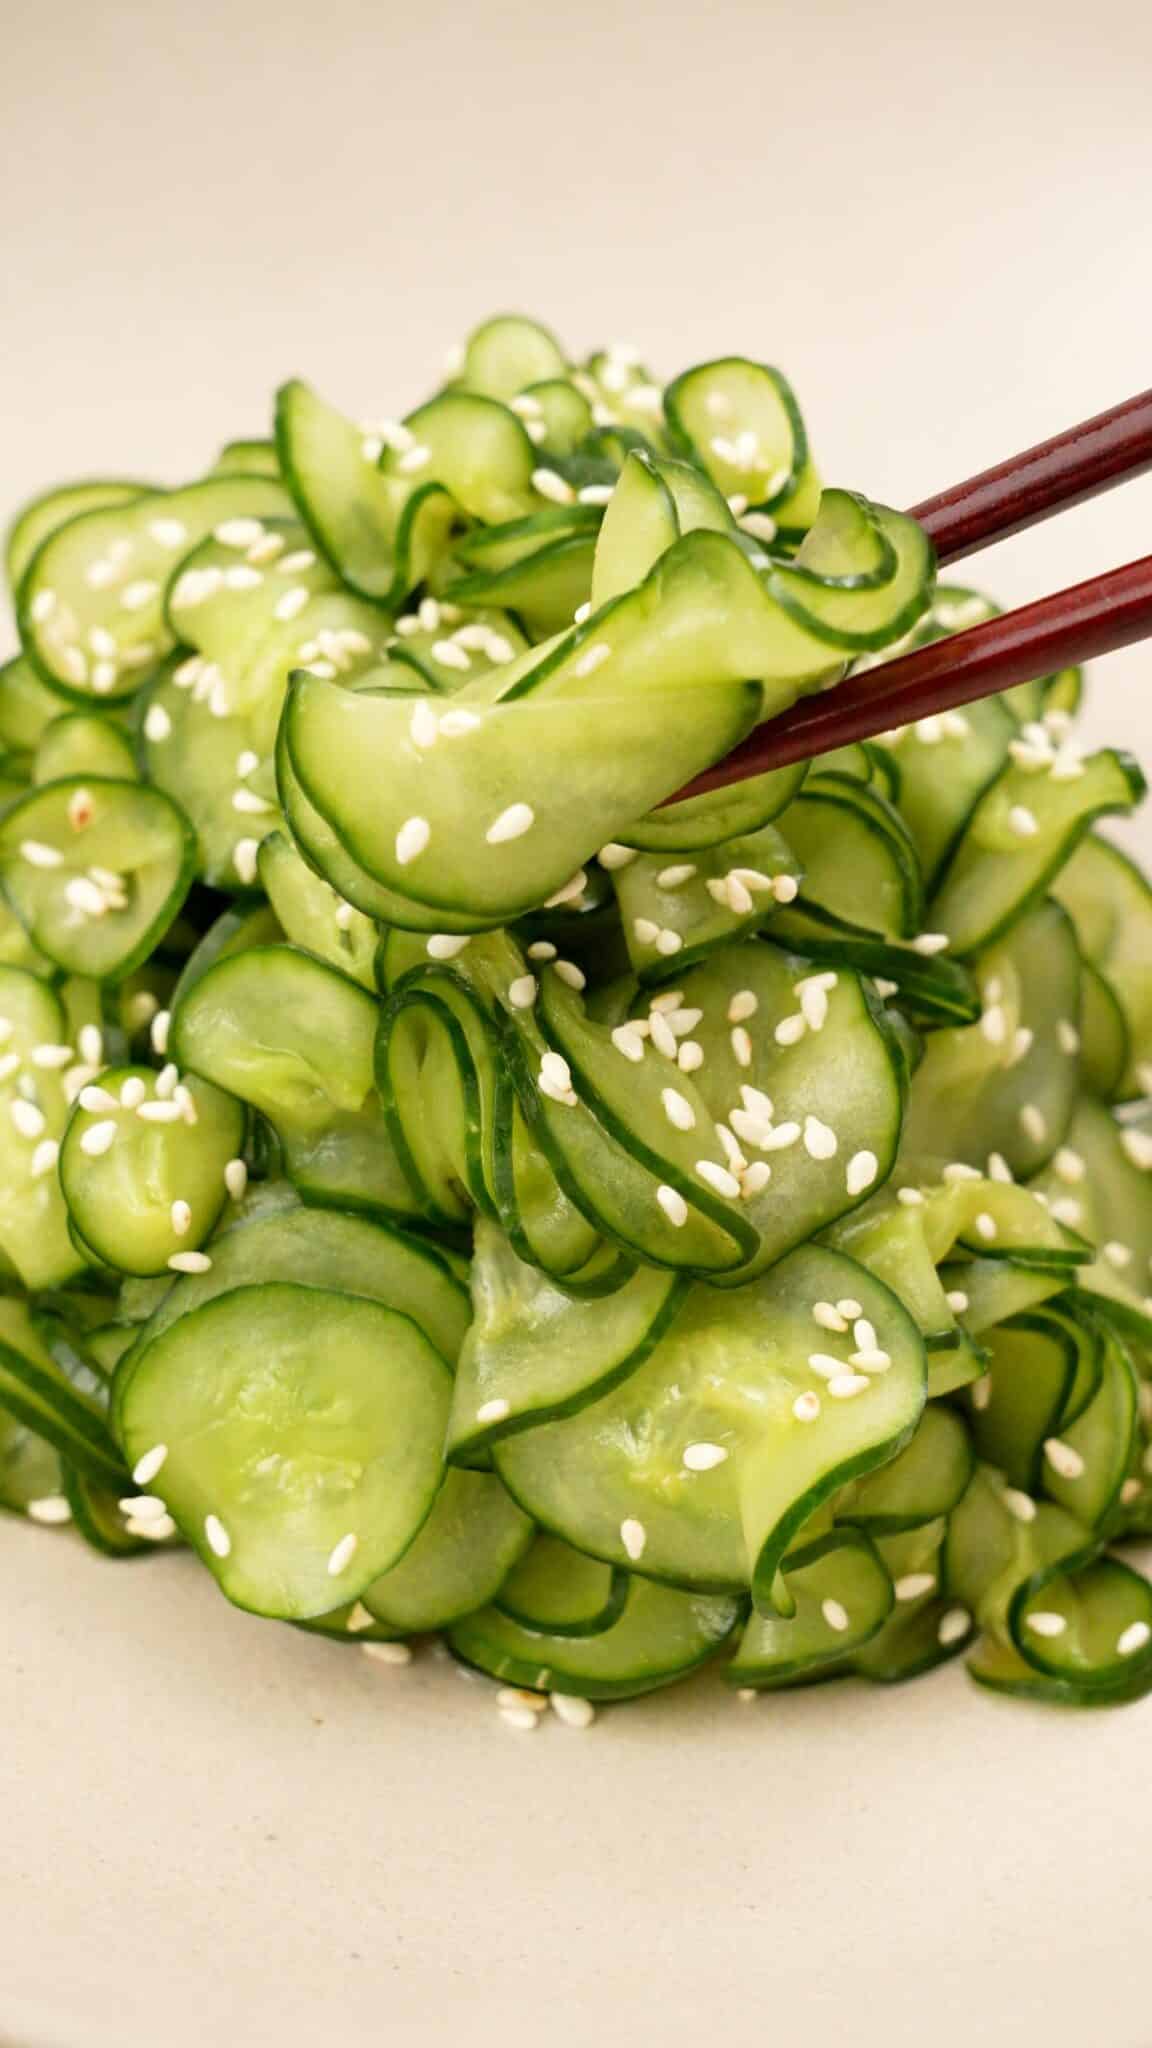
left=0, top=776, right=195, bottom=981
left=901, top=900, right=1081, bottom=1176
left=169, top=901, right=282, bottom=1007
left=0, top=966, right=88, bottom=1287
left=385, top=603, right=528, bottom=694
left=664, top=357, right=808, bottom=510
left=453, top=506, right=599, bottom=575
left=930, top=747, right=1144, bottom=957
left=0, top=1407, right=63, bottom=1515
left=612, top=822, right=801, bottom=979
left=770, top=500, right=934, bottom=651
left=938, top=1256, right=1065, bottom=1336
left=0, top=1297, right=123, bottom=1488
left=873, top=694, right=1015, bottom=889
left=762, top=918, right=980, bottom=1026
left=839, top=1403, right=973, bottom=1531
left=495, top=1532, right=629, bottom=1637
left=171, top=946, right=426, bottom=1223
left=448, top=1576, right=741, bottom=1701
left=275, top=380, right=454, bottom=604
left=446, top=532, right=597, bottom=638
left=1030, top=1096, right=1152, bottom=1334
left=514, top=379, right=594, bottom=457
left=7, top=479, right=151, bottom=597
left=914, top=1172, right=1088, bottom=1274
left=447, top=1217, right=687, bottom=1460
left=0, top=657, right=74, bottom=755
left=115, top=1282, right=452, bottom=1619
left=380, top=391, right=540, bottom=526
left=35, top=713, right=136, bottom=786
left=727, top=1528, right=893, bottom=1685
left=1038, top=1316, right=1137, bottom=1531
left=257, top=830, right=376, bottom=989
left=62, top=1463, right=156, bottom=1558
left=1052, top=833, right=1152, bottom=1094
left=495, top=1245, right=924, bottom=1606
left=19, top=476, right=290, bottom=702
left=1005, top=1551, right=1152, bottom=1701
left=362, top=1469, right=533, bottom=1632
left=58, top=1063, right=245, bottom=1276
left=776, top=775, right=924, bottom=939
left=967, top=1310, right=1087, bottom=1494
left=1079, top=957, right=1128, bottom=1101
left=455, top=314, right=568, bottom=400
left=590, top=451, right=678, bottom=608
left=212, top=440, right=280, bottom=478
left=618, top=763, right=808, bottom=855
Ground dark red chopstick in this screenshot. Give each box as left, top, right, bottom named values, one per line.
left=910, top=388, right=1152, bottom=564
left=674, top=551, right=1152, bottom=796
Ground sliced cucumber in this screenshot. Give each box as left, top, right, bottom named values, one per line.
left=727, top=1528, right=892, bottom=1686
left=449, top=1576, right=741, bottom=1700
left=362, top=1469, right=533, bottom=1632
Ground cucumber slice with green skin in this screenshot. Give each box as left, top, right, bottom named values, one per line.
left=454, top=314, right=569, bottom=401
left=663, top=357, right=809, bottom=512
left=380, top=391, right=541, bottom=526
left=115, top=1282, right=452, bottom=1620
left=257, top=831, right=376, bottom=989
left=376, top=984, right=480, bottom=1225
left=0, top=966, right=88, bottom=1287
left=0, top=776, right=196, bottom=982
left=838, top=1404, right=974, bottom=1532
left=1052, top=833, right=1152, bottom=1095
left=514, top=379, right=594, bottom=457
left=618, top=941, right=905, bottom=1285
left=775, top=777, right=924, bottom=940
left=447, top=1217, right=687, bottom=1461
left=826, top=1194, right=958, bottom=1347
left=0, top=1407, right=63, bottom=1515
left=58, top=1063, right=245, bottom=1277
left=111, top=1197, right=469, bottom=1438
left=0, top=1297, right=124, bottom=1489
left=62, top=1463, right=155, bottom=1558
left=617, top=764, right=808, bottom=855
left=726, top=1528, right=893, bottom=1686
left=361, top=1469, right=533, bottom=1632
left=613, top=823, right=801, bottom=981
left=1002, top=1550, right=1152, bottom=1701
left=385, top=604, right=529, bottom=694
left=590, top=451, right=678, bottom=608
left=968, top=1310, right=1091, bottom=1494
left=496, top=1245, right=925, bottom=1607
left=499, top=1090, right=606, bottom=1280
left=0, top=657, right=75, bottom=755
left=938, top=1256, right=1065, bottom=1336
left=770, top=499, right=934, bottom=652
left=929, top=746, right=1145, bottom=958
left=449, top=1577, right=741, bottom=1701
left=286, top=666, right=760, bottom=927
left=6, top=480, right=151, bottom=598
left=851, top=1518, right=964, bottom=1684
left=901, top=901, right=1081, bottom=1177
left=169, top=900, right=282, bottom=1007
left=762, top=917, right=981, bottom=1026
left=1079, top=957, right=1128, bottom=1100
left=275, top=380, right=455, bottom=605
left=873, top=696, right=1016, bottom=890
left=35, top=713, right=137, bottom=786
left=171, top=946, right=426, bottom=1225
left=1038, top=1315, right=1138, bottom=1532
left=18, top=476, right=291, bottom=703
left=454, top=506, right=599, bottom=575
left=212, top=440, right=280, bottom=479
left=913, top=1172, right=1088, bottom=1274
left=495, top=1532, right=629, bottom=1637
left=446, top=532, right=598, bottom=638
left=1030, top=1096, right=1152, bottom=1334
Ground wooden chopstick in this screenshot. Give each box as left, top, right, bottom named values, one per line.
left=678, top=552, right=1152, bottom=792
left=666, top=389, right=1152, bottom=800
left=910, top=387, right=1152, bottom=563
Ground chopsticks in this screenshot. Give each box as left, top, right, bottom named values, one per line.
left=671, top=389, right=1152, bottom=799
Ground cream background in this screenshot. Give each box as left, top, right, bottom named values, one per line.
left=3, top=0, right=1152, bottom=2041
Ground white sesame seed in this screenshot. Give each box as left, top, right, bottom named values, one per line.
left=760, top=1120, right=802, bottom=1152
left=980, top=1004, right=1007, bottom=1046
left=30, top=1139, right=59, bottom=1178
left=272, top=586, right=309, bottom=623
left=655, top=928, right=683, bottom=957
left=828, top=1373, right=870, bottom=1398
left=231, top=788, right=274, bottom=816
left=1103, top=1240, right=1133, bottom=1269
left=233, top=838, right=260, bottom=885
left=772, top=873, right=799, bottom=903
left=543, top=870, right=588, bottom=910
left=170, top=1199, right=192, bottom=1236
left=362, top=1640, right=414, bottom=1666
left=683, top=1442, right=728, bottom=1472
left=1053, top=1146, right=1086, bottom=1183
left=117, top=1076, right=146, bottom=1110
left=597, top=842, right=637, bottom=870
left=696, top=1158, right=741, bottom=1199
left=1018, top=1103, right=1047, bottom=1144
left=395, top=816, right=431, bottom=865
left=327, top=1532, right=358, bottom=1577
left=943, top=1162, right=981, bottom=1183
left=1007, top=804, right=1039, bottom=839
left=821, top=1599, right=850, bottom=1633
left=803, top=1115, right=838, bottom=1161
left=1003, top=1488, right=1036, bottom=1522
left=532, top=468, right=576, bottom=506
left=1117, top=1621, right=1151, bottom=1657
left=946, top=1290, right=969, bottom=1315
left=910, top=931, right=950, bottom=956
left=971, top=1212, right=997, bottom=1241
left=423, top=934, right=471, bottom=961
left=77, top=1084, right=116, bottom=1114
left=729, top=1025, right=753, bottom=1068
left=204, top=1514, right=231, bottom=1558
left=118, top=1492, right=169, bottom=1521
left=215, top=518, right=264, bottom=547
left=168, top=1251, right=212, bottom=1274
left=895, top=1573, right=937, bottom=1602
left=661, top=1087, right=696, bottom=1132
left=222, top=1158, right=247, bottom=1203
left=550, top=1693, right=596, bottom=1728
left=10, top=1099, right=45, bottom=1141
left=937, top=1608, right=970, bottom=1646
left=407, top=700, right=439, bottom=750
left=553, top=960, right=586, bottom=991
left=657, top=864, right=698, bottom=890
left=1057, top=1019, right=1080, bottom=1055
left=27, top=1495, right=72, bottom=1525
left=85, top=626, right=114, bottom=658
left=485, top=803, right=535, bottom=845
left=19, top=839, right=64, bottom=871
left=29, top=589, right=58, bottom=623
left=846, top=1150, right=879, bottom=1196
left=1025, top=1611, right=1068, bottom=1638
left=143, top=702, right=172, bottom=743
left=131, top=1445, right=168, bottom=1487
left=1044, top=1437, right=1084, bottom=1480
left=648, top=1012, right=678, bottom=1059
left=611, top=1024, right=645, bottom=1063
left=812, top=1302, right=848, bottom=1333
left=539, top=1050, right=573, bottom=1096
left=656, top=1183, right=689, bottom=1228
left=499, top=1704, right=541, bottom=1731
left=774, top=1014, right=806, bottom=1046
left=1121, top=1129, right=1152, bottom=1171
left=0, top=1052, right=21, bottom=1083
left=620, top=1517, right=647, bottom=1560
left=64, top=877, right=108, bottom=917
left=504, top=973, right=537, bottom=1010
left=792, top=1391, right=821, bottom=1422
left=740, top=1161, right=771, bottom=1197
left=807, top=1353, right=844, bottom=1381
left=970, top=1377, right=992, bottom=1411
left=573, top=642, right=611, bottom=679
left=727, top=990, right=759, bottom=1024
left=120, top=579, right=159, bottom=611
left=527, top=941, right=557, bottom=961
left=1123, top=1478, right=1143, bottom=1504
left=431, top=639, right=471, bottom=672
left=397, top=444, right=432, bottom=473
left=677, top=1041, right=704, bottom=1074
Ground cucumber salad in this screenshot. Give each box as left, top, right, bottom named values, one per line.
left=3, top=313, right=1152, bottom=1725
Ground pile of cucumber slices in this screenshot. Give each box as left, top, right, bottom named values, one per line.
left=3, top=313, right=1152, bottom=1712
